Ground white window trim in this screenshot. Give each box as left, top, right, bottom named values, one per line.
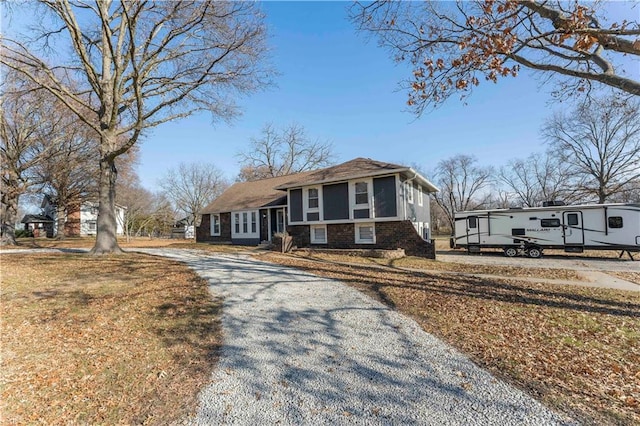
left=231, top=210, right=260, bottom=238
left=310, top=224, right=327, bottom=244
left=303, top=186, right=322, bottom=221
left=350, top=178, right=373, bottom=220
left=405, top=181, right=414, bottom=204
left=418, top=185, right=423, bottom=206
left=210, top=214, right=221, bottom=236
left=355, top=222, right=376, bottom=244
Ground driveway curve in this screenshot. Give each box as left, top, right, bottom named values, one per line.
left=135, top=249, right=572, bottom=425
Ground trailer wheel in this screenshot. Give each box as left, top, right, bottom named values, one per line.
left=504, top=247, right=518, bottom=257
left=527, top=247, right=542, bottom=258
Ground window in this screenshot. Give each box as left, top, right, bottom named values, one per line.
left=276, top=210, right=285, bottom=234
left=310, top=225, right=327, bottom=244
left=232, top=211, right=258, bottom=236
left=608, top=216, right=623, bottom=229
left=308, top=188, right=319, bottom=209
left=418, top=185, right=423, bottom=206
left=355, top=182, right=368, bottom=205
left=355, top=223, right=375, bottom=244
left=468, top=216, right=477, bottom=229
left=210, top=214, right=220, bottom=236
left=540, top=218, right=561, bottom=227
left=567, top=213, right=579, bottom=226
left=406, top=182, right=414, bottom=204
left=88, top=221, right=97, bottom=232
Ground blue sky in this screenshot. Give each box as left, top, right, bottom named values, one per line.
left=140, top=1, right=563, bottom=190
left=4, top=1, right=638, bottom=194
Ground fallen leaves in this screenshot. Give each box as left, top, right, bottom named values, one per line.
left=1, top=253, right=222, bottom=425
left=260, top=252, right=640, bottom=425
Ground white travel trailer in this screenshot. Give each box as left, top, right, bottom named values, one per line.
left=453, top=203, right=640, bottom=258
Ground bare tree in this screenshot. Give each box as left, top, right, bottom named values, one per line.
left=498, top=152, right=581, bottom=207
left=432, top=154, right=494, bottom=231
left=32, top=109, right=99, bottom=239
left=159, top=163, right=228, bottom=240
left=350, top=1, right=640, bottom=115
left=118, top=180, right=172, bottom=240
left=544, top=95, right=640, bottom=203
left=237, top=123, right=335, bottom=180
left=0, top=71, right=55, bottom=245
left=1, top=1, right=272, bottom=253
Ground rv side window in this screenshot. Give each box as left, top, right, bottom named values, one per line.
left=540, top=219, right=561, bottom=227
left=567, top=213, right=579, bottom=226
left=468, top=217, right=477, bottom=229
left=608, top=216, right=623, bottom=229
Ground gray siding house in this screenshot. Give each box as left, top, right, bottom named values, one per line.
left=197, top=158, right=439, bottom=257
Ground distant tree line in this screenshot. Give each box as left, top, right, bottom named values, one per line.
left=430, top=94, right=640, bottom=234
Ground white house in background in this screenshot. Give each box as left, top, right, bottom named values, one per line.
left=41, top=196, right=126, bottom=237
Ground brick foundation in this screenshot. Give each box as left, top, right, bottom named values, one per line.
left=287, top=220, right=435, bottom=258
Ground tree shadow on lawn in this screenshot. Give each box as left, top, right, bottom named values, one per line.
left=286, top=257, right=640, bottom=319
left=151, top=277, right=223, bottom=373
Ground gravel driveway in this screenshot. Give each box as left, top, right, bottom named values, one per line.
left=136, top=249, right=572, bottom=425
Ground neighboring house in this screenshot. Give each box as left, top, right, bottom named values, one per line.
left=39, top=196, right=126, bottom=237
left=171, top=217, right=195, bottom=239
left=20, top=214, right=54, bottom=237
left=197, top=158, right=439, bottom=257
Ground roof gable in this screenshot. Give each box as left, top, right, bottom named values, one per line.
left=275, top=157, right=438, bottom=192
left=200, top=170, right=316, bottom=214
left=200, top=158, right=438, bottom=214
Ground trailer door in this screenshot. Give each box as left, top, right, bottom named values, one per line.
left=563, top=211, right=584, bottom=245
left=467, top=216, right=480, bottom=244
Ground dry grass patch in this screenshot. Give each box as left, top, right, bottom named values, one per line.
left=261, top=252, right=640, bottom=425
left=1, top=253, right=221, bottom=424
left=2, top=237, right=256, bottom=254
left=293, top=251, right=581, bottom=281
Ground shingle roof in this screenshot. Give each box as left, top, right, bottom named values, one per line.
left=200, top=158, right=438, bottom=214
left=274, top=157, right=437, bottom=191
left=200, top=170, right=317, bottom=214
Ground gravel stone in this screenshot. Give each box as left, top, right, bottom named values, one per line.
left=134, top=249, right=574, bottom=426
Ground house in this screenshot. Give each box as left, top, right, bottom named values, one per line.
left=20, top=214, right=55, bottom=237
left=36, top=196, right=126, bottom=237
left=197, top=158, right=439, bottom=257
left=171, top=217, right=195, bottom=239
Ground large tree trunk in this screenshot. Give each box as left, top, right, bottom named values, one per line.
left=56, top=204, right=66, bottom=240
left=90, top=155, right=123, bottom=254
left=1, top=192, right=19, bottom=245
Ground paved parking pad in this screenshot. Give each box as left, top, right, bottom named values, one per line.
left=136, top=249, right=573, bottom=425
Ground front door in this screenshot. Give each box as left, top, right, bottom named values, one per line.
left=467, top=216, right=480, bottom=244
left=563, top=211, right=584, bottom=245
left=259, top=209, right=269, bottom=242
